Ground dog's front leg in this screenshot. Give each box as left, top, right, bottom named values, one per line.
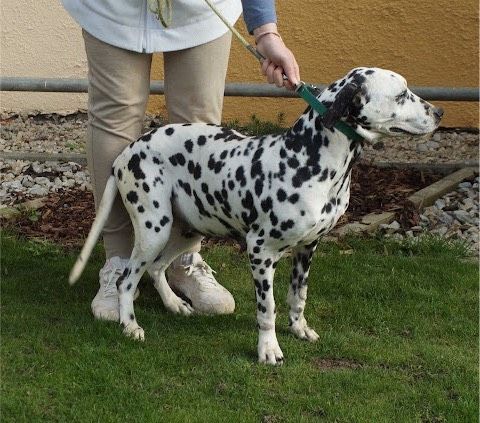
left=248, top=240, right=284, bottom=365
left=287, top=240, right=319, bottom=342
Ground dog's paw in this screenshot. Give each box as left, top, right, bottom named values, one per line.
left=258, top=330, right=284, bottom=366
left=164, top=295, right=194, bottom=316
left=289, top=317, right=319, bottom=342
left=122, top=323, right=145, bottom=341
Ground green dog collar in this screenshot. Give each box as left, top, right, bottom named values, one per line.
left=296, top=82, right=364, bottom=143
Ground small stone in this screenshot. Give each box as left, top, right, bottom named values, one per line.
left=434, top=199, right=446, bottom=210
left=458, top=181, right=472, bottom=189
left=63, top=179, right=75, bottom=188
left=7, top=180, right=23, bottom=191
left=392, top=233, right=404, bottom=241
left=389, top=220, right=401, bottom=230
left=32, top=162, right=44, bottom=174
left=28, top=185, right=49, bottom=196
left=34, top=176, right=51, bottom=186
left=438, top=212, right=454, bottom=225
left=425, top=141, right=440, bottom=150
left=453, top=210, right=475, bottom=225
left=21, top=175, right=34, bottom=188
left=431, top=226, right=448, bottom=236
left=416, top=143, right=429, bottom=153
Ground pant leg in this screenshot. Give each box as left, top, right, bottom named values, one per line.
left=83, top=30, right=152, bottom=259
left=163, top=32, right=232, bottom=258
left=163, top=31, right=232, bottom=125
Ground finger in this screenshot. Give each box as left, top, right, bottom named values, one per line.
left=281, top=55, right=300, bottom=86
left=261, top=59, right=271, bottom=76
left=273, top=66, right=284, bottom=88
left=266, top=62, right=277, bottom=84
left=293, top=59, right=301, bottom=83
left=284, top=80, right=296, bottom=91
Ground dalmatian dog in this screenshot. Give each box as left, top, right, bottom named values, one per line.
left=70, top=67, right=443, bottom=365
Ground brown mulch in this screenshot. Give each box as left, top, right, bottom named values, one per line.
left=3, top=164, right=442, bottom=248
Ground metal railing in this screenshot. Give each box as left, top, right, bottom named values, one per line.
left=1, top=77, right=479, bottom=101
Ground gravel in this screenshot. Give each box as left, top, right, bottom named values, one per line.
left=0, top=159, right=91, bottom=206
left=1, top=111, right=478, bottom=254
left=379, top=177, right=479, bottom=255
left=1, top=111, right=478, bottom=164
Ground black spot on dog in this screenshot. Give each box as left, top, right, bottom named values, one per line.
left=281, top=220, right=295, bottom=231
left=117, top=169, right=123, bottom=180
left=126, top=191, right=138, bottom=204
left=261, top=197, right=273, bottom=213
left=184, top=140, right=193, bottom=153
left=288, top=193, right=299, bottom=204
left=153, top=200, right=159, bottom=208
left=292, top=167, right=311, bottom=188
left=160, top=216, right=170, bottom=226
left=269, top=211, right=278, bottom=226
left=254, top=179, right=263, bottom=196
left=127, top=154, right=146, bottom=180
left=145, top=221, right=152, bottom=229
left=165, top=127, right=174, bottom=136
left=197, top=135, right=207, bottom=146
left=287, top=157, right=299, bottom=168
left=235, top=166, right=247, bottom=187
left=270, top=229, right=282, bottom=239
left=277, top=189, right=287, bottom=202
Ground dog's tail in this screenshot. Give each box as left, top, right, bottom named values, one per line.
left=69, top=175, right=118, bottom=285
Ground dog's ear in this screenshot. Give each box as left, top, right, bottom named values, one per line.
left=322, top=82, right=362, bottom=129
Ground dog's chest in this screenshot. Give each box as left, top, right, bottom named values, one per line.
left=300, top=173, right=352, bottom=243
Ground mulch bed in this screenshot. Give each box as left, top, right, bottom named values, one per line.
left=3, top=164, right=442, bottom=248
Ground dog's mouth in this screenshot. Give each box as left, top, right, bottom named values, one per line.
left=388, top=126, right=434, bottom=137
left=389, top=127, right=419, bottom=135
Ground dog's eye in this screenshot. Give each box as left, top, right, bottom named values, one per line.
left=395, top=90, right=408, bottom=100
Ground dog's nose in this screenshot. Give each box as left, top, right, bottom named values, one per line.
left=433, top=107, right=444, bottom=120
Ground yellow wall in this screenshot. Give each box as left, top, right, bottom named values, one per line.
left=149, top=1, right=479, bottom=128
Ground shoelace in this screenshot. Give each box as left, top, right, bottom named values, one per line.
left=183, top=261, right=217, bottom=285
left=101, top=266, right=125, bottom=297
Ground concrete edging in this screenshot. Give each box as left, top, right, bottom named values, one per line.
left=0, top=197, right=48, bottom=219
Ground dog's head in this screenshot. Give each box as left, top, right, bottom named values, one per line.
left=319, top=67, right=443, bottom=141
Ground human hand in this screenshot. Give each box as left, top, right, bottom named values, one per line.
left=254, top=23, right=300, bottom=90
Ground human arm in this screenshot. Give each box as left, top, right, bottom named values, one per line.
left=241, top=0, right=300, bottom=90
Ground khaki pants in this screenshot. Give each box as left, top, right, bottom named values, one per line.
left=83, top=30, right=232, bottom=259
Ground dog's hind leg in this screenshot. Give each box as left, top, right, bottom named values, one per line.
left=117, top=212, right=174, bottom=341
left=148, top=224, right=202, bottom=315
left=287, top=240, right=319, bottom=342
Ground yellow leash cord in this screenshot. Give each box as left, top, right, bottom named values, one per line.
left=147, top=0, right=173, bottom=28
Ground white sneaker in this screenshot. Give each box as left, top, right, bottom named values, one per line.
left=91, top=256, right=139, bottom=321
left=167, top=253, right=235, bottom=315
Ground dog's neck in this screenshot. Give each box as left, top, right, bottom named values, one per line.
left=283, top=105, right=364, bottom=173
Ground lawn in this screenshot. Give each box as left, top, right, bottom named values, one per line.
left=1, top=233, right=478, bottom=422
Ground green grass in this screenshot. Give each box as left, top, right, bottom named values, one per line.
left=1, top=233, right=478, bottom=422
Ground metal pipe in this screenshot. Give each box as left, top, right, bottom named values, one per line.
left=1, top=77, right=479, bottom=101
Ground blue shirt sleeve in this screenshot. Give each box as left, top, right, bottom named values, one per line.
left=241, top=0, right=277, bottom=34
